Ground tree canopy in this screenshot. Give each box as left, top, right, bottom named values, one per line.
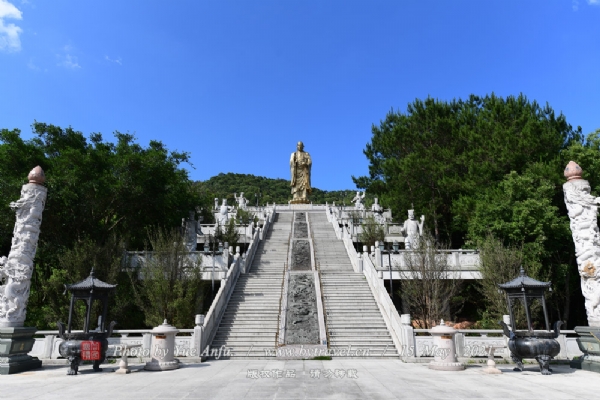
left=354, top=94, right=582, bottom=245
left=354, top=94, right=594, bottom=327
left=196, top=172, right=366, bottom=207
left=0, top=123, right=206, bottom=328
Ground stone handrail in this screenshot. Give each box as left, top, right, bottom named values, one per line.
left=201, top=208, right=274, bottom=353
left=360, top=252, right=407, bottom=359
left=241, top=222, right=261, bottom=274
left=201, top=253, right=242, bottom=353
left=327, top=208, right=405, bottom=359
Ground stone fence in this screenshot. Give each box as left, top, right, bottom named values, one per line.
left=28, top=325, right=583, bottom=361
left=371, top=249, right=481, bottom=279
left=407, top=326, right=583, bottom=361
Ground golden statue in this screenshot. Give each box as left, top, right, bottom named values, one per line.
left=290, top=141, right=312, bottom=204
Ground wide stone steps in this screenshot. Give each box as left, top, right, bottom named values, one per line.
left=309, top=211, right=399, bottom=359
left=208, top=213, right=291, bottom=359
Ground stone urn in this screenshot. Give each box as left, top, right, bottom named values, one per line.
left=428, top=320, right=464, bottom=371
left=145, top=320, right=180, bottom=371
left=500, top=321, right=562, bottom=375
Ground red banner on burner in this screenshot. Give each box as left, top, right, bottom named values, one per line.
left=81, top=341, right=101, bottom=360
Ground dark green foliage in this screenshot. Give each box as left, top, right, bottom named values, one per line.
left=129, top=228, right=206, bottom=328
left=397, top=234, right=464, bottom=328
left=358, top=215, right=385, bottom=248
left=355, top=94, right=591, bottom=327
left=214, top=219, right=241, bottom=249
left=354, top=94, right=581, bottom=244
left=196, top=172, right=364, bottom=206
left=474, top=235, right=524, bottom=328
left=0, top=123, right=206, bottom=329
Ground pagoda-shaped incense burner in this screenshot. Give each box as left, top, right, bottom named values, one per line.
left=498, top=267, right=561, bottom=375
left=57, top=269, right=117, bottom=375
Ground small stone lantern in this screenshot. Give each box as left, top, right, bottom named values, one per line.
left=428, top=320, right=464, bottom=371
left=145, top=319, right=180, bottom=371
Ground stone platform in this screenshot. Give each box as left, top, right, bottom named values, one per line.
left=0, top=359, right=599, bottom=399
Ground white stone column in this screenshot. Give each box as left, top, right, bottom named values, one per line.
left=0, top=166, right=47, bottom=328
left=563, top=161, right=600, bottom=327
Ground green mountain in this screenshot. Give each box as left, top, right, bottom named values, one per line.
left=195, top=172, right=365, bottom=206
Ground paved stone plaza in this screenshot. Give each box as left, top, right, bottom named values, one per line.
left=1, top=360, right=599, bottom=399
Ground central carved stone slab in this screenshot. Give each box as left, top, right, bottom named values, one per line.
left=294, top=222, right=308, bottom=238
left=285, top=273, right=319, bottom=345
left=291, top=241, right=311, bottom=270
left=294, top=212, right=308, bottom=238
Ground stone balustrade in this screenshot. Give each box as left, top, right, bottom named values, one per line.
left=28, top=326, right=583, bottom=361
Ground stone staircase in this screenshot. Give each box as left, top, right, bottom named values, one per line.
left=209, top=212, right=291, bottom=358
left=309, top=212, right=399, bottom=358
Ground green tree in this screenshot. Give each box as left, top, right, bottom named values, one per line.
left=129, top=228, right=205, bottom=328
left=358, top=215, right=385, bottom=248
left=398, top=234, right=464, bottom=328
left=474, top=235, right=524, bottom=328
left=197, top=172, right=360, bottom=206
left=465, top=164, right=573, bottom=324
left=0, top=123, right=208, bottom=328
left=354, top=94, right=581, bottom=245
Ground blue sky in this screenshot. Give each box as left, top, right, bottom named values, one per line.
left=1, top=0, right=599, bottom=191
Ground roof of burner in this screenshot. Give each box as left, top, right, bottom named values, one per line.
left=65, top=269, right=117, bottom=292
left=498, top=267, right=551, bottom=290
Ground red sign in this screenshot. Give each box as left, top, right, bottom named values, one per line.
left=81, top=341, right=101, bottom=360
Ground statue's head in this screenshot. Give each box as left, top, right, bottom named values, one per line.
left=408, top=209, right=415, bottom=219
left=297, top=141, right=304, bottom=151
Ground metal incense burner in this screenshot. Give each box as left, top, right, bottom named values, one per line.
left=499, top=267, right=561, bottom=375
left=57, top=269, right=117, bottom=375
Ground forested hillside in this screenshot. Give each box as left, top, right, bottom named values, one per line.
left=196, top=172, right=369, bottom=206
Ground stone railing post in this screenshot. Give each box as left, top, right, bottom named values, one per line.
left=193, top=314, right=205, bottom=359
left=143, top=332, right=152, bottom=354
left=357, top=253, right=363, bottom=273
left=375, top=241, right=382, bottom=269
left=400, top=314, right=416, bottom=360
left=454, top=331, right=465, bottom=357
left=43, top=334, right=56, bottom=359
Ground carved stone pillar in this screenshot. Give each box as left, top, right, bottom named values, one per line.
left=562, top=161, right=600, bottom=327
left=0, top=166, right=47, bottom=374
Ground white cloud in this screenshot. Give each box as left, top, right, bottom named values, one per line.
left=0, top=0, right=23, bottom=52
left=105, top=55, right=122, bottom=65
left=56, top=44, right=81, bottom=69
left=573, top=0, right=580, bottom=11
left=588, top=0, right=600, bottom=5
left=27, top=57, right=39, bottom=70
left=58, top=53, right=80, bottom=69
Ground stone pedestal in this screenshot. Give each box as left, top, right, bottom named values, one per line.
left=428, top=320, right=464, bottom=371
left=145, top=320, right=180, bottom=371
left=0, top=327, right=42, bottom=375
left=570, top=326, right=600, bottom=373
left=290, top=199, right=310, bottom=204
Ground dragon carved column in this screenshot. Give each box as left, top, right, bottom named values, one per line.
left=0, top=166, right=47, bottom=328
left=563, top=161, right=600, bottom=327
